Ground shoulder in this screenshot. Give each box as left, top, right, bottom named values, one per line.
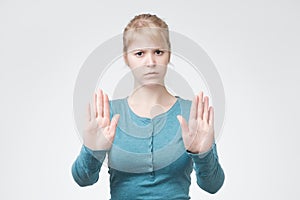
left=177, top=96, right=192, bottom=109
left=109, top=97, right=128, bottom=116
left=109, top=97, right=125, bottom=106
left=176, top=96, right=193, bottom=119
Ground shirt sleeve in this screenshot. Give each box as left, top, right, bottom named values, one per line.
left=71, top=145, right=107, bottom=187
left=186, top=143, right=225, bottom=194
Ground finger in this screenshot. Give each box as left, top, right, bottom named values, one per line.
left=203, top=96, right=209, bottom=122
left=177, top=115, right=189, bottom=134
left=104, top=93, right=110, bottom=120
left=109, top=114, right=120, bottom=135
left=197, top=91, right=204, bottom=120
left=189, top=95, right=198, bottom=120
left=208, top=106, right=214, bottom=126
left=98, top=89, right=103, bottom=118
left=87, top=103, right=92, bottom=121
left=92, top=93, right=97, bottom=119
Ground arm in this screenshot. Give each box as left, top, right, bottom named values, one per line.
left=71, top=89, right=119, bottom=186
left=71, top=145, right=107, bottom=187
left=187, top=143, right=225, bottom=194
left=177, top=92, right=225, bottom=193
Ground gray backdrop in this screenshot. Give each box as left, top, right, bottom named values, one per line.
left=0, top=0, right=299, bottom=199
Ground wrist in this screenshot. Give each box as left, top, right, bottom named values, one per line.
left=187, top=144, right=213, bottom=154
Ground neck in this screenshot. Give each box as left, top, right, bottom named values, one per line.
left=129, top=84, right=173, bottom=105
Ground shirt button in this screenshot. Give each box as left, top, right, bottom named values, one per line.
left=150, top=171, right=154, bottom=177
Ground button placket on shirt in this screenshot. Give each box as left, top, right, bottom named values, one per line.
left=149, top=119, right=155, bottom=177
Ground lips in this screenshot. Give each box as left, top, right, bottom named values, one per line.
left=145, top=72, right=158, bottom=75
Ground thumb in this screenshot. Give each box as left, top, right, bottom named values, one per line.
left=109, top=114, right=120, bottom=132
left=177, top=115, right=189, bottom=134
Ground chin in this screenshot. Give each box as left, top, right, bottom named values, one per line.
left=141, top=81, right=165, bottom=88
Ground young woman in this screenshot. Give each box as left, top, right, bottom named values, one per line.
left=72, top=13, right=225, bottom=199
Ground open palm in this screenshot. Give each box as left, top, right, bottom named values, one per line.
left=177, top=91, right=215, bottom=154
left=83, top=89, right=120, bottom=151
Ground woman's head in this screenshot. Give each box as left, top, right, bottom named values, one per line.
left=122, top=14, right=171, bottom=87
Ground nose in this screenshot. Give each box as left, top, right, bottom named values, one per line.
left=146, top=53, right=156, bottom=67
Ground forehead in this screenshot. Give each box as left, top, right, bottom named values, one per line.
left=128, top=39, right=163, bottom=52
left=125, top=29, right=169, bottom=52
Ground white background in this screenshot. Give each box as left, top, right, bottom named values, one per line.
left=1, top=0, right=299, bottom=199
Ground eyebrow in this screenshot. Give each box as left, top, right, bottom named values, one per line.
left=128, top=47, right=168, bottom=53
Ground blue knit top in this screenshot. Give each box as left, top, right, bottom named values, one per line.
left=72, top=96, right=225, bottom=199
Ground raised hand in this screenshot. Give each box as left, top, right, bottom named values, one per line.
left=83, top=89, right=120, bottom=151
left=177, top=91, right=215, bottom=154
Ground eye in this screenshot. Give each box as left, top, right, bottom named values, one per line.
left=135, top=51, right=143, bottom=57
left=155, top=50, right=164, bottom=55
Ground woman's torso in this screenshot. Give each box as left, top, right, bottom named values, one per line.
left=107, top=96, right=194, bottom=199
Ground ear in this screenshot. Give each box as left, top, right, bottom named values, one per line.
left=123, top=53, right=129, bottom=66
left=167, top=51, right=171, bottom=63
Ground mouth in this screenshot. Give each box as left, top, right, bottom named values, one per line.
left=145, top=72, right=158, bottom=75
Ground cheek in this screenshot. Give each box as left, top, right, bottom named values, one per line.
left=130, top=65, right=145, bottom=77
left=157, top=59, right=169, bottom=68
left=160, top=66, right=168, bottom=75
left=126, top=56, right=141, bottom=68
left=159, top=54, right=170, bottom=65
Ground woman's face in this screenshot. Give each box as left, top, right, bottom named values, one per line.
left=123, top=34, right=170, bottom=87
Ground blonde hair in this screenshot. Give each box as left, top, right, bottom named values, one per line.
left=123, top=13, right=171, bottom=53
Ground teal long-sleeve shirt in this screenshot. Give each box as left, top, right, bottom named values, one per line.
left=72, top=96, right=225, bottom=199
